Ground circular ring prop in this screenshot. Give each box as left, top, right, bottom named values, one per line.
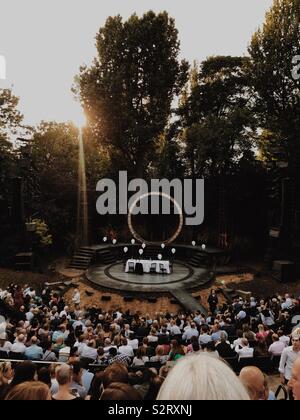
left=127, top=191, right=183, bottom=245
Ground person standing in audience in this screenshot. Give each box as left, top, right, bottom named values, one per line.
left=208, top=290, right=219, bottom=314
left=279, top=334, right=300, bottom=386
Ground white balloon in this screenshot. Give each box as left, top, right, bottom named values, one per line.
left=158, top=254, right=162, bottom=260
left=161, top=243, right=165, bottom=249
left=112, top=239, right=117, bottom=245
left=201, top=244, right=206, bottom=250
left=171, top=248, right=176, bottom=254
left=131, top=239, right=135, bottom=245
left=142, top=243, right=146, bottom=249
left=124, top=247, right=128, bottom=253
left=139, top=249, right=143, bottom=255
left=103, top=236, right=107, bottom=242
left=192, top=241, right=196, bottom=246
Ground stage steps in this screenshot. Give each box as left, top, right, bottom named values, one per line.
left=171, top=289, right=207, bottom=315
left=96, top=248, right=118, bottom=265
left=189, top=251, right=207, bottom=268
left=68, top=247, right=96, bottom=270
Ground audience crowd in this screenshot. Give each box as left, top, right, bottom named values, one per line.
left=0, top=284, right=300, bottom=400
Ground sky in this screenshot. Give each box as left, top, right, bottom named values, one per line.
left=0, top=0, right=273, bottom=126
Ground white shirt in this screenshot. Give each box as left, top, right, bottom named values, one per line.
left=118, top=345, right=134, bottom=357
left=127, top=339, right=139, bottom=350
left=72, top=292, right=81, bottom=305
left=268, top=341, right=285, bottom=356
left=199, top=334, right=212, bottom=345
left=235, top=345, right=254, bottom=360
left=182, top=328, right=199, bottom=341
left=170, top=325, right=181, bottom=336
left=279, top=346, right=300, bottom=380
left=81, top=345, right=98, bottom=361
left=11, top=342, right=26, bottom=354
left=279, top=336, right=290, bottom=347
left=0, top=341, right=12, bottom=352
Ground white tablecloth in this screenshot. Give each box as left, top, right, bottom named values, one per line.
left=125, top=259, right=170, bottom=274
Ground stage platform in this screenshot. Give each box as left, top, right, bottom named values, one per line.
left=86, top=261, right=210, bottom=293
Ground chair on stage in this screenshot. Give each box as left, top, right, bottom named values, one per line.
left=128, top=261, right=135, bottom=273
left=135, top=262, right=144, bottom=275
left=150, top=263, right=157, bottom=274
left=159, top=263, right=168, bottom=274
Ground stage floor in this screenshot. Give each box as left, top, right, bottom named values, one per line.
left=86, top=261, right=211, bottom=293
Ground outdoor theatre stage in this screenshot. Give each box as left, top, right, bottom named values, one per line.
left=84, top=244, right=227, bottom=295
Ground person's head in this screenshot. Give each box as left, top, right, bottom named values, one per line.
left=292, top=334, right=300, bottom=352
left=121, top=338, right=128, bottom=346
left=55, top=364, right=72, bottom=386
left=239, top=366, right=265, bottom=400
left=272, top=334, right=279, bottom=342
left=11, top=361, right=36, bottom=387
left=288, top=357, right=300, bottom=400
left=37, top=367, right=51, bottom=388
left=100, top=382, right=141, bottom=400
left=0, top=361, right=13, bottom=385
left=109, top=347, right=117, bottom=357
left=4, top=381, right=51, bottom=400
left=71, top=361, right=83, bottom=381
left=157, top=354, right=249, bottom=400
left=102, top=364, right=129, bottom=389
left=30, top=336, right=38, bottom=345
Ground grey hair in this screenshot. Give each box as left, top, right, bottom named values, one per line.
left=157, top=354, right=250, bottom=400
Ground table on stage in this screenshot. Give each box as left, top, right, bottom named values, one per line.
left=125, top=259, right=171, bottom=274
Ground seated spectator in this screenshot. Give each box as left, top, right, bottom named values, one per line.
left=127, top=333, right=139, bottom=350
left=11, top=334, right=26, bottom=354
left=157, top=354, right=249, bottom=400
left=147, top=328, right=158, bottom=343
left=37, top=367, right=51, bottom=388
left=81, top=340, right=98, bottom=362
left=4, top=381, right=51, bottom=401
left=199, top=325, right=212, bottom=346
left=168, top=340, right=185, bottom=362
left=254, top=341, right=269, bottom=357
left=186, top=336, right=200, bottom=354
left=268, top=334, right=285, bottom=357
left=0, top=332, right=12, bottom=353
left=182, top=323, right=199, bottom=343
left=0, top=361, right=13, bottom=400
left=256, top=324, right=269, bottom=342
left=52, top=364, right=81, bottom=401
left=239, top=366, right=266, bottom=400
left=118, top=338, right=134, bottom=357
left=70, top=361, right=87, bottom=399
left=108, top=347, right=130, bottom=367
left=25, top=336, right=43, bottom=360
left=10, top=361, right=36, bottom=388
left=102, top=363, right=129, bottom=390
left=235, top=338, right=254, bottom=360
left=132, top=346, right=149, bottom=367
left=43, top=341, right=57, bottom=362
left=216, top=332, right=236, bottom=358
left=203, top=341, right=219, bottom=359
left=278, top=329, right=290, bottom=347
left=150, top=345, right=168, bottom=364
left=101, top=382, right=141, bottom=400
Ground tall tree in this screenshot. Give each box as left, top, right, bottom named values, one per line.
left=248, top=0, right=300, bottom=171
left=76, top=11, right=189, bottom=177
left=177, top=56, right=256, bottom=178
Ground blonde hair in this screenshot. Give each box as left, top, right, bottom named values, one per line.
left=157, top=354, right=250, bottom=400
